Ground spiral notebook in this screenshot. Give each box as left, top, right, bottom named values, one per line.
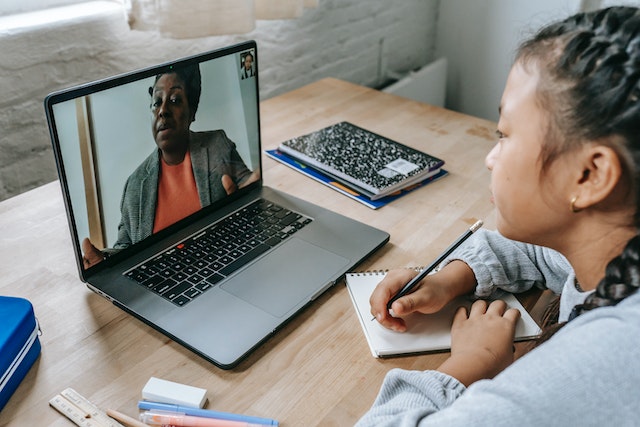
left=346, top=270, right=542, bottom=358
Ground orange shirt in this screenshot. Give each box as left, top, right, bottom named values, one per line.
left=153, top=150, right=201, bottom=233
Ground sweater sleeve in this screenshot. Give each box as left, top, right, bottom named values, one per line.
left=355, top=292, right=640, bottom=427
left=442, top=229, right=571, bottom=297
left=354, top=370, right=465, bottom=427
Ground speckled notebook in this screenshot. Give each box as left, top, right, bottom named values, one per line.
left=278, top=122, right=445, bottom=200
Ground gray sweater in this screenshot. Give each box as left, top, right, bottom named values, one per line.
left=356, top=229, right=640, bottom=426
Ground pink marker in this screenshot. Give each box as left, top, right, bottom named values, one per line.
left=140, top=411, right=271, bottom=427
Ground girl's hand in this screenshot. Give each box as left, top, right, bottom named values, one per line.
left=369, top=260, right=477, bottom=332
left=438, top=299, right=521, bottom=386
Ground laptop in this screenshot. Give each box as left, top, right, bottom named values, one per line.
left=45, top=41, right=389, bottom=369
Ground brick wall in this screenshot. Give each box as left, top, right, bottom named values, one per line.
left=0, top=0, right=439, bottom=201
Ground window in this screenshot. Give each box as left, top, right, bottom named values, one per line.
left=0, top=0, right=120, bottom=17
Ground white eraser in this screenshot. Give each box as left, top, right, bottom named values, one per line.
left=142, top=377, right=208, bottom=408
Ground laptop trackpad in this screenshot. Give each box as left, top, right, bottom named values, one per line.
left=220, top=238, right=349, bottom=318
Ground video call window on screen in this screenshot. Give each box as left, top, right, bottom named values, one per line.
left=51, top=48, right=260, bottom=260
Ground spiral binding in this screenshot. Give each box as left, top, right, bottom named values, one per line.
left=348, top=266, right=424, bottom=276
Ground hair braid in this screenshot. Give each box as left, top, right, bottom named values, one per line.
left=516, top=7, right=640, bottom=344
left=527, top=7, right=640, bottom=141
left=554, top=8, right=640, bottom=319
left=570, top=235, right=640, bottom=319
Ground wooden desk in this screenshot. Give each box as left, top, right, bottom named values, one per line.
left=0, top=78, right=501, bottom=426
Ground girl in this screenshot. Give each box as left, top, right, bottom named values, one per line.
left=358, top=6, right=640, bottom=426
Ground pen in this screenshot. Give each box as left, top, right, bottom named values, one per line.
left=383, top=220, right=483, bottom=313
left=140, top=410, right=271, bottom=427
left=138, top=401, right=278, bottom=426
left=107, top=409, right=152, bottom=427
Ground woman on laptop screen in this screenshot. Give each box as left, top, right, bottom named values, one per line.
left=82, top=63, right=259, bottom=268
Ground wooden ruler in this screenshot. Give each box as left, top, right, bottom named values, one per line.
left=49, top=388, right=124, bottom=427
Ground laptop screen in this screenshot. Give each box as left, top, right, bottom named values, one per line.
left=45, top=41, right=261, bottom=274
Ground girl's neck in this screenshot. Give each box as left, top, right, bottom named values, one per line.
left=560, top=223, right=635, bottom=291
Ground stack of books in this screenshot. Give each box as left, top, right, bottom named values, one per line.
left=266, top=121, right=447, bottom=209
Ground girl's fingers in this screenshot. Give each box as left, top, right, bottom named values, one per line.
left=468, top=299, right=488, bottom=316
left=452, top=305, right=469, bottom=324
left=503, top=307, right=521, bottom=322
left=485, top=299, right=508, bottom=315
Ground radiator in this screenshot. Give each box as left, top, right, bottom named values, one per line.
left=382, top=57, right=447, bottom=107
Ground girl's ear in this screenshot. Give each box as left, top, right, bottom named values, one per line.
left=571, top=143, right=624, bottom=211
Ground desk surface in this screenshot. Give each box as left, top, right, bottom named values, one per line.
left=0, top=78, right=503, bottom=426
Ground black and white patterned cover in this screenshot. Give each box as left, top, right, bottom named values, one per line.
left=279, top=122, right=444, bottom=196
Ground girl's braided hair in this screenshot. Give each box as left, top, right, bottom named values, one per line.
left=516, top=7, right=640, bottom=338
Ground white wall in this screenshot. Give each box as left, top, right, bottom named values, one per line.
left=0, top=0, right=439, bottom=201
left=435, top=0, right=585, bottom=122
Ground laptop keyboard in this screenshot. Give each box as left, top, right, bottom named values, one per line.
left=124, top=198, right=313, bottom=306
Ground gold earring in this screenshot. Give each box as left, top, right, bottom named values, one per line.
left=570, top=196, right=582, bottom=213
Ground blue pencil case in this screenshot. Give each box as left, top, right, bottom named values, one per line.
left=0, top=296, right=41, bottom=412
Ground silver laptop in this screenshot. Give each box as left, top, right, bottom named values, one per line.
left=45, top=41, right=389, bottom=369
